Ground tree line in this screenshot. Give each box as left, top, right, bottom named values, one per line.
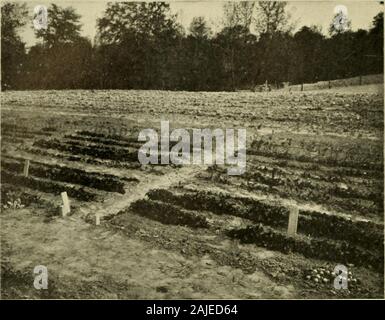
left=1, top=2, right=383, bottom=91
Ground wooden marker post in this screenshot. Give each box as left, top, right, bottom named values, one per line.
left=23, top=159, right=30, bottom=177
left=95, top=213, right=100, bottom=226
left=60, top=192, right=70, bottom=217
left=287, top=206, right=299, bottom=236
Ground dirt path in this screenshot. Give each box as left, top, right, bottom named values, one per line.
left=80, top=165, right=207, bottom=220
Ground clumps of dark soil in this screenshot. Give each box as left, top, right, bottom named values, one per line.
left=298, top=209, right=383, bottom=252
left=77, top=130, right=138, bottom=143
left=1, top=170, right=97, bottom=202
left=130, top=198, right=209, bottom=228
left=65, top=134, right=140, bottom=149
left=2, top=158, right=127, bottom=194
left=208, top=161, right=384, bottom=217
left=33, top=138, right=138, bottom=162
left=228, top=224, right=383, bottom=272
left=24, top=147, right=142, bottom=169
left=141, top=188, right=383, bottom=272
left=146, top=188, right=383, bottom=253
left=146, top=188, right=289, bottom=227
left=1, top=123, right=53, bottom=140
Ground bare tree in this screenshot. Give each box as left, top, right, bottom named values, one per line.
left=223, top=1, right=256, bottom=32
left=254, top=1, right=290, bottom=35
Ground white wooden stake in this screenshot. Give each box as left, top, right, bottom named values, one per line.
left=23, top=159, right=30, bottom=177
left=95, top=213, right=100, bottom=226
left=60, top=192, right=70, bottom=217
left=287, top=206, right=299, bottom=236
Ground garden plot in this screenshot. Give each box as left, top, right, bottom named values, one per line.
left=1, top=157, right=127, bottom=193
left=1, top=88, right=383, bottom=299
left=123, top=187, right=383, bottom=270
left=198, top=130, right=383, bottom=221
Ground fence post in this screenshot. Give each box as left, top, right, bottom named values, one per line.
left=23, top=159, right=30, bottom=177
left=287, top=206, right=299, bottom=236
left=95, top=213, right=100, bottom=226
left=60, top=192, right=70, bottom=217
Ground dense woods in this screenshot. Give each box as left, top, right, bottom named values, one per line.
left=1, top=1, right=383, bottom=91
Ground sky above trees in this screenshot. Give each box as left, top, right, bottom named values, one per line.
left=19, top=1, right=383, bottom=47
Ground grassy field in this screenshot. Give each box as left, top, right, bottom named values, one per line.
left=1, top=84, right=383, bottom=299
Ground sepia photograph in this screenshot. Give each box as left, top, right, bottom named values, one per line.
left=0, top=0, right=384, bottom=303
